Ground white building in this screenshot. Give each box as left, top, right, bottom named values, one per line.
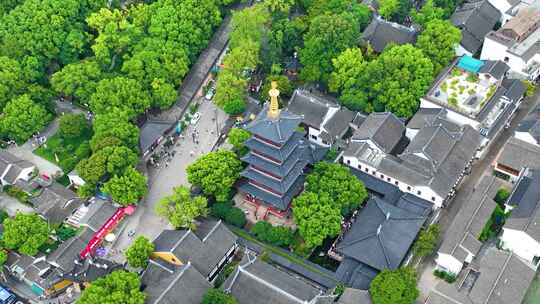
left=0, top=150, right=35, bottom=186
left=342, top=112, right=480, bottom=208
left=500, top=168, right=540, bottom=266
left=287, top=89, right=358, bottom=147
left=435, top=176, right=502, bottom=275
left=481, top=8, right=540, bottom=80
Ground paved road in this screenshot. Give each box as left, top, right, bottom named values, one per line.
left=417, top=90, right=540, bottom=301
left=111, top=98, right=228, bottom=256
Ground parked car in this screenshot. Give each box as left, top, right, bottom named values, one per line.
left=190, top=112, right=201, bottom=125
left=205, top=87, right=216, bottom=101
left=0, top=285, right=17, bottom=304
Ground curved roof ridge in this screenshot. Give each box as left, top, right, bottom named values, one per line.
left=377, top=233, right=392, bottom=269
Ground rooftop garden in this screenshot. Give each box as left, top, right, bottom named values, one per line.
left=431, top=68, right=495, bottom=117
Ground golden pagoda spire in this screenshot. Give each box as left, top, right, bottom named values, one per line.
left=268, top=81, right=280, bottom=119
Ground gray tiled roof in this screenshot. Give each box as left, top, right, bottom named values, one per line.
left=237, top=176, right=305, bottom=211
left=406, top=108, right=448, bottom=130
left=152, top=220, right=237, bottom=277
left=336, top=197, right=426, bottom=271
left=337, top=288, right=372, bottom=304
left=244, top=132, right=305, bottom=163
left=478, top=61, right=510, bottom=79
left=139, top=119, right=174, bottom=153
left=451, top=0, right=501, bottom=53
left=362, top=17, right=418, bottom=53
left=0, top=150, right=34, bottom=184
left=224, top=253, right=323, bottom=304
left=497, top=137, right=540, bottom=172
left=352, top=112, right=405, bottom=154
left=322, top=108, right=355, bottom=142
left=29, top=182, right=83, bottom=225
left=504, top=169, right=540, bottom=242
left=47, top=227, right=94, bottom=272
left=516, top=104, right=540, bottom=142
left=246, top=104, right=303, bottom=144
left=335, top=257, right=379, bottom=290
left=287, top=90, right=337, bottom=128
left=428, top=248, right=536, bottom=304
left=79, top=200, right=117, bottom=232
left=241, top=161, right=305, bottom=195
left=141, top=260, right=211, bottom=304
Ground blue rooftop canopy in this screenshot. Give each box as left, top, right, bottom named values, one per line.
left=457, top=55, right=485, bottom=73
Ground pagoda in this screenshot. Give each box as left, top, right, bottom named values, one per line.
left=238, top=82, right=317, bottom=219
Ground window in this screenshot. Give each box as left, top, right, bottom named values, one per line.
left=407, top=186, right=411, bottom=191
left=387, top=177, right=391, bottom=182
left=346, top=159, right=351, bottom=165
left=504, top=56, right=509, bottom=62
left=322, top=140, right=328, bottom=145
left=417, top=191, right=422, bottom=195
left=380, top=174, right=384, bottom=179
left=358, top=164, right=362, bottom=170
left=365, top=168, right=369, bottom=172
left=395, top=181, right=399, bottom=186
left=310, top=135, right=317, bottom=140
left=372, top=170, right=376, bottom=175
left=432, top=197, right=436, bottom=202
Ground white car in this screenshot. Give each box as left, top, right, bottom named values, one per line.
left=190, top=112, right=201, bottom=125
left=205, top=87, right=216, bottom=100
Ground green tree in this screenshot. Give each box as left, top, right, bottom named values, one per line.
left=379, top=0, right=400, bottom=20
left=103, top=145, right=139, bottom=176
left=214, top=71, right=248, bottom=110
left=328, top=48, right=369, bottom=110
left=102, top=167, right=147, bottom=206
left=155, top=186, right=208, bottom=230
left=125, top=236, right=154, bottom=268
left=201, top=289, right=238, bottom=304
left=260, top=75, right=293, bottom=101
left=300, top=12, right=360, bottom=84
left=306, top=162, right=368, bottom=215
left=413, top=224, right=440, bottom=258
left=0, top=0, right=24, bottom=16
left=251, top=221, right=294, bottom=247
left=307, top=0, right=372, bottom=28
left=76, top=152, right=108, bottom=186
left=3, top=213, right=49, bottom=256
left=187, top=150, right=243, bottom=202
left=91, top=110, right=140, bottom=150
left=77, top=270, right=146, bottom=304
left=411, top=0, right=445, bottom=27
left=434, top=0, right=461, bottom=18
left=59, top=113, right=90, bottom=139
left=265, top=0, right=295, bottom=14
left=417, top=19, right=461, bottom=74
left=370, top=267, right=419, bottom=304
left=494, top=188, right=510, bottom=205
left=0, top=250, right=7, bottom=267
left=223, top=98, right=247, bottom=115
left=90, top=77, right=151, bottom=118
left=51, top=60, right=104, bottom=102
left=0, top=95, right=52, bottom=143
left=361, top=44, right=434, bottom=117
left=0, top=56, right=27, bottom=112
left=292, top=192, right=342, bottom=248
left=228, top=128, right=251, bottom=155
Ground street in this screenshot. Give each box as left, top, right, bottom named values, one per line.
left=416, top=89, right=540, bottom=301
left=111, top=98, right=228, bottom=256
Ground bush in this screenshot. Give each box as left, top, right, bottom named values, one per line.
left=0, top=210, right=8, bottom=224
left=324, top=148, right=339, bottom=162
left=479, top=205, right=507, bottom=241
left=494, top=188, right=510, bottom=205
left=211, top=202, right=246, bottom=228
left=223, top=99, right=246, bottom=115
left=56, top=225, right=77, bottom=241
left=4, top=185, right=30, bottom=204
left=434, top=269, right=456, bottom=283
left=59, top=113, right=89, bottom=139
left=250, top=221, right=294, bottom=248
left=75, top=142, right=91, bottom=159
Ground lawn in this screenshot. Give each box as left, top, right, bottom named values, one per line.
left=34, top=130, right=92, bottom=173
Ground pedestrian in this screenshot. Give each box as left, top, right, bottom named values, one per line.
left=190, top=150, right=195, bottom=157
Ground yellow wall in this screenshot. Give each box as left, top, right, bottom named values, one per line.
left=151, top=252, right=183, bottom=265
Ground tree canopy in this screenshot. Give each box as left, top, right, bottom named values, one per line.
left=155, top=186, right=208, bottom=230
left=417, top=19, right=461, bottom=74
left=370, top=267, right=419, bottom=304
left=292, top=192, right=342, bottom=248
left=3, top=213, right=49, bottom=256
left=90, top=110, right=140, bottom=151
left=187, top=150, right=243, bottom=202
left=0, top=94, right=52, bottom=143
left=125, top=236, right=154, bottom=268
left=58, top=113, right=90, bottom=139
left=77, top=270, right=146, bottom=304
left=413, top=224, right=440, bottom=258
left=102, top=167, right=147, bottom=206
left=201, top=289, right=238, bottom=304
left=228, top=128, right=251, bottom=155
left=305, top=162, right=368, bottom=216
left=90, top=77, right=151, bottom=119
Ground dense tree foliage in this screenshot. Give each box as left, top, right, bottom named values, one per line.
left=125, top=236, right=154, bottom=268
left=370, top=267, right=419, bottom=304
left=50, top=60, right=104, bottom=103
left=299, top=12, right=361, bottom=84
left=305, top=162, right=368, bottom=216
left=264, top=16, right=308, bottom=69
left=90, top=110, right=140, bottom=151
left=0, top=95, right=52, bottom=143
left=211, top=202, right=247, bottom=228
left=292, top=192, right=342, bottom=248
left=413, top=224, right=440, bottom=258
left=251, top=221, right=294, bottom=248
left=228, top=128, right=251, bottom=156
left=155, top=186, right=208, bottom=230
left=202, top=289, right=238, bottom=304
left=379, top=0, right=411, bottom=23
left=187, top=150, right=243, bottom=202
left=329, top=48, right=367, bottom=111
left=3, top=213, right=49, bottom=256
left=417, top=19, right=461, bottom=74
left=102, top=167, right=147, bottom=206
left=89, top=77, right=151, bottom=118
left=0, top=56, right=28, bottom=112
left=77, top=270, right=146, bottom=304
left=58, top=113, right=90, bottom=139
left=411, top=0, right=445, bottom=26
